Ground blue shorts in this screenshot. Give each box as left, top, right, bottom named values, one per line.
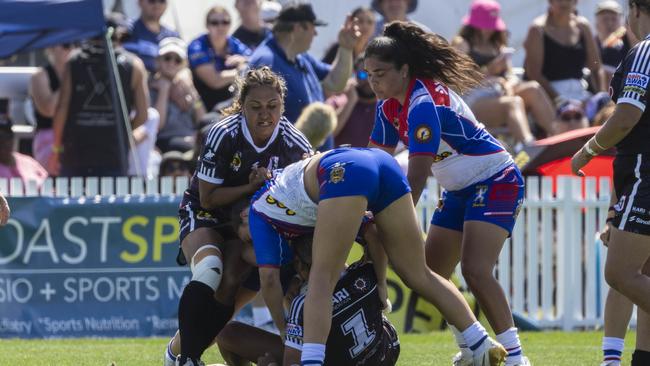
left=431, top=164, right=524, bottom=235
left=317, top=148, right=411, bottom=214
left=249, top=207, right=295, bottom=268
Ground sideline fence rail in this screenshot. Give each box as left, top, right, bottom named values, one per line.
left=1, top=175, right=613, bottom=331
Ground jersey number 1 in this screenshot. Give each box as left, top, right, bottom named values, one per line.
left=341, top=309, right=376, bottom=358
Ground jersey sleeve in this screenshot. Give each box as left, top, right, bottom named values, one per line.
left=407, top=95, right=441, bottom=157
left=284, top=295, right=305, bottom=350
left=196, top=122, right=233, bottom=185
left=369, top=102, right=399, bottom=148
left=617, top=41, right=650, bottom=112
left=188, top=36, right=212, bottom=69
left=281, top=119, right=314, bottom=157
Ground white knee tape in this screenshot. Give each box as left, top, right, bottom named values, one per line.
left=191, top=247, right=223, bottom=292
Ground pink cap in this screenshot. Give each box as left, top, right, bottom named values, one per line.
left=462, top=0, right=506, bottom=32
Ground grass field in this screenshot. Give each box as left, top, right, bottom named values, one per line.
left=0, top=331, right=637, bottom=365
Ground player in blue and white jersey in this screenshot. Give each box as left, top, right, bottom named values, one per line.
left=248, top=147, right=507, bottom=366
left=364, top=21, right=527, bottom=366
left=171, top=67, right=311, bottom=366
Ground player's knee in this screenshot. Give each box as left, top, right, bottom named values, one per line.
left=191, top=245, right=223, bottom=292
left=460, top=261, right=490, bottom=288
left=604, top=263, right=625, bottom=292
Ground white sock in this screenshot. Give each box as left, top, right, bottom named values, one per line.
left=301, top=343, right=326, bottom=365
left=461, top=322, right=489, bottom=352
left=496, top=327, right=523, bottom=365
left=603, top=336, right=624, bottom=364
left=253, top=306, right=273, bottom=326
left=165, top=338, right=176, bottom=363
left=449, top=324, right=469, bottom=349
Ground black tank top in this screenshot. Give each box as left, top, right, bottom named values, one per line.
left=34, top=64, right=60, bottom=130
left=542, top=30, right=587, bottom=80
left=62, top=45, right=135, bottom=172
left=468, top=48, right=498, bottom=67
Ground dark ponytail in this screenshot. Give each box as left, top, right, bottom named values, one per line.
left=365, top=21, right=483, bottom=94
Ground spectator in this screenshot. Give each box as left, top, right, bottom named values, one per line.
left=152, top=37, right=206, bottom=153
left=50, top=13, right=150, bottom=177
left=0, top=118, right=47, bottom=187
left=29, top=43, right=73, bottom=174
left=233, top=0, right=272, bottom=50
left=322, top=6, right=375, bottom=64
left=249, top=2, right=358, bottom=149
left=554, top=99, right=589, bottom=134
left=0, top=190, right=8, bottom=226
left=294, top=102, right=337, bottom=149
left=371, top=0, right=429, bottom=36
left=123, top=0, right=180, bottom=73
left=188, top=5, right=252, bottom=112
left=260, top=0, right=282, bottom=27
left=595, top=0, right=637, bottom=84
left=158, top=150, right=193, bottom=179
left=524, top=0, right=604, bottom=105
left=326, top=57, right=377, bottom=147
left=454, top=0, right=554, bottom=141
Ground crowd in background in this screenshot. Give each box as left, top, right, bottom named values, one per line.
left=0, top=0, right=633, bottom=183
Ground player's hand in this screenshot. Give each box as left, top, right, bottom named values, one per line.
left=338, top=15, right=361, bottom=50
left=248, top=167, right=271, bottom=189
left=600, top=223, right=612, bottom=246
left=0, top=194, right=9, bottom=226
left=378, top=280, right=391, bottom=313
left=257, top=352, right=278, bottom=366
left=571, top=147, right=593, bottom=177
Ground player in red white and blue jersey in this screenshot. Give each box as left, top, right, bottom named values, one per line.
left=365, top=21, right=527, bottom=366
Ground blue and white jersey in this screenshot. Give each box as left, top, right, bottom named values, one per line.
left=370, top=78, right=513, bottom=191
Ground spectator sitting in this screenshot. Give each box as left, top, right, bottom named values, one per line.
left=554, top=99, right=588, bottom=134
left=323, top=6, right=376, bottom=64
left=123, top=0, right=180, bottom=73
left=159, top=150, right=193, bottom=179
left=0, top=117, right=47, bottom=187
left=371, top=0, right=430, bottom=37
left=152, top=37, right=206, bottom=154
left=595, top=0, right=637, bottom=84
left=524, top=0, right=604, bottom=106
left=294, top=102, right=337, bottom=150
left=326, top=57, right=377, bottom=147
left=188, top=5, right=252, bottom=112
left=233, top=0, right=272, bottom=50
left=50, top=13, right=150, bottom=177
left=453, top=0, right=553, bottom=141
left=29, top=43, right=74, bottom=175
left=249, top=1, right=358, bottom=150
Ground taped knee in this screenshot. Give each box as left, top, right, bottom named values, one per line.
left=191, top=245, right=223, bottom=292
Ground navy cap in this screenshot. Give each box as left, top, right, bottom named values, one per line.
left=276, top=2, right=327, bottom=26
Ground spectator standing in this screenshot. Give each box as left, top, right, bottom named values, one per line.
left=123, top=0, right=180, bottom=73
left=0, top=118, right=47, bottom=187
left=249, top=2, right=358, bottom=149
left=326, top=57, right=377, bottom=147
left=524, top=0, right=604, bottom=105
left=371, top=0, right=429, bottom=36
left=322, top=6, right=375, bottom=64
left=188, top=6, right=252, bottom=112
left=595, top=0, right=637, bottom=84
left=29, top=43, right=73, bottom=174
left=152, top=37, right=206, bottom=153
left=50, top=14, right=150, bottom=177
left=233, top=0, right=272, bottom=50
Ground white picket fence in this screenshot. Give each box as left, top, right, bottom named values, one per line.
left=1, top=175, right=614, bottom=330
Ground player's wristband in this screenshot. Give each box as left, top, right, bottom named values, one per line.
left=584, top=144, right=598, bottom=157
left=592, top=137, right=607, bottom=151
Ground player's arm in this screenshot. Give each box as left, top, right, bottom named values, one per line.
left=198, top=169, right=266, bottom=209
left=368, top=102, right=398, bottom=154
left=282, top=346, right=301, bottom=366
left=407, top=98, right=441, bottom=206
left=216, top=321, right=284, bottom=365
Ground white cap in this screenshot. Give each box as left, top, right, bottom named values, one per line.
left=596, top=0, right=623, bottom=15
left=261, top=1, right=282, bottom=23
left=158, top=37, right=187, bottom=60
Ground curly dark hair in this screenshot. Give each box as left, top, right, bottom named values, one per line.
left=365, top=21, right=483, bottom=94
left=222, top=66, right=288, bottom=116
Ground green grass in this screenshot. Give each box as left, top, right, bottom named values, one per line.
left=0, top=331, right=636, bottom=365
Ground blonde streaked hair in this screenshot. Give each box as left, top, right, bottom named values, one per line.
left=294, top=102, right=338, bottom=148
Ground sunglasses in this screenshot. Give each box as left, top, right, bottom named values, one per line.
left=162, top=54, right=183, bottom=64
left=560, top=111, right=584, bottom=121
left=147, top=0, right=166, bottom=4
left=208, top=19, right=231, bottom=27
left=356, top=70, right=368, bottom=81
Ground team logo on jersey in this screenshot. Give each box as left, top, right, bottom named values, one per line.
left=196, top=210, right=218, bottom=222
left=433, top=151, right=452, bottom=162
left=415, top=125, right=432, bottom=143
left=354, top=278, right=367, bottom=292
left=392, top=117, right=399, bottom=128
left=614, top=195, right=626, bottom=212
left=286, top=323, right=302, bottom=337
left=329, top=163, right=346, bottom=184
left=203, top=149, right=215, bottom=161
left=230, top=152, right=242, bottom=172
left=625, top=73, right=650, bottom=89
left=472, top=185, right=488, bottom=207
